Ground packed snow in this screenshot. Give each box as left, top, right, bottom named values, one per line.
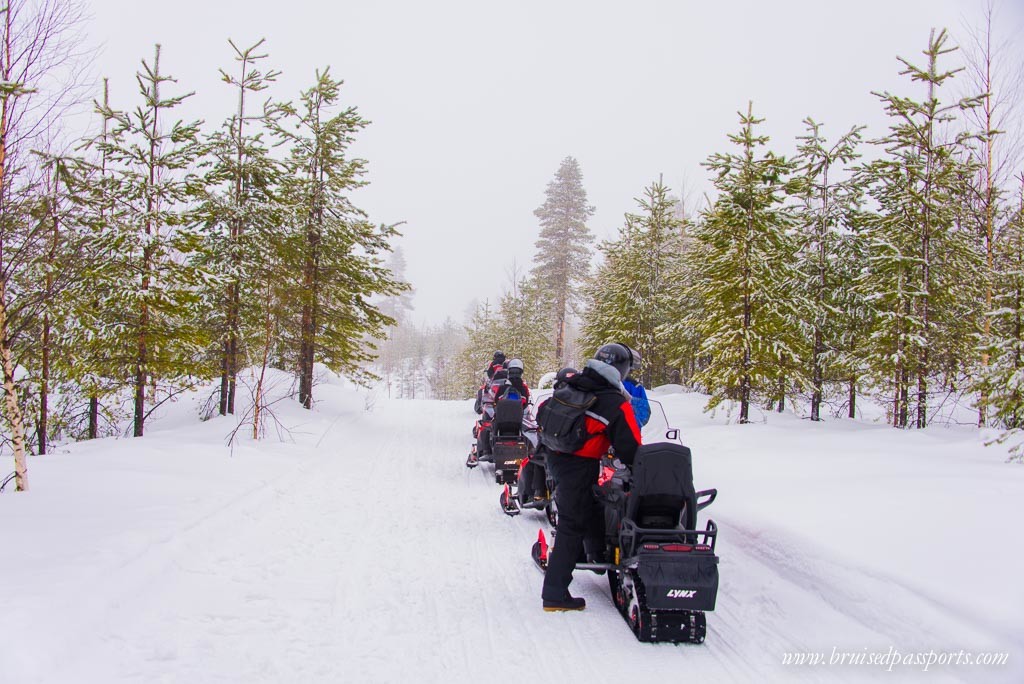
left=1, top=370, right=1020, bottom=683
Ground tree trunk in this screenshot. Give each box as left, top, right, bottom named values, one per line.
left=88, top=396, right=98, bottom=439
left=38, top=311, right=48, bottom=454
left=554, top=293, right=566, bottom=367
left=739, top=198, right=753, bottom=424
left=134, top=305, right=147, bottom=437
left=219, top=345, right=229, bottom=415
left=848, top=376, right=856, bottom=419
left=0, top=279, right=28, bottom=490
left=811, top=328, right=823, bottom=422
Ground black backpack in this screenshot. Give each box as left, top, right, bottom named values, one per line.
left=537, top=385, right=597, bottom=454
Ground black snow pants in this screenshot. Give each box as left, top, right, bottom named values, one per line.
left=541, top=452, right=605, bottom=602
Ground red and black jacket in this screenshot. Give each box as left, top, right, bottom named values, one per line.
left=551, top=365, right=642, bottom=464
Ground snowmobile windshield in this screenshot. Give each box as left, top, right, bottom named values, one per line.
left=641, top=400, right=681, bottom=445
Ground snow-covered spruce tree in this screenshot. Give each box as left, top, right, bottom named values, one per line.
left=791, top=119, right=864, bottom=421
left=196, top=39, right=282, bottom=417
left=531, top=156, right=595, bottom=366
left=91, top=45, right=212, bottom=438
left=659, top=193, right=703, bottom=387
left=494, top=275, right=556, bottom=387
left=684, top=103, right=803, bottom=423
left=24, top=155, right=98, bottom=454
left=60, top=79, right=130, bottom=441
left=459, top=298, right=502, bottom=395
left=272, top=69, right=406, bottom=408
left=828, top=224, right=874, bottom=419
left=857, top=29, right=981, bottom=429
left=582, top=178, right=683, bottom=387
left=979, top=176, right=1024, bottom=456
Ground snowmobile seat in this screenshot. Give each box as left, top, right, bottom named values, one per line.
left=625, top=443, right=697, bottom=531
left=493, top=398, right=525, bottom=438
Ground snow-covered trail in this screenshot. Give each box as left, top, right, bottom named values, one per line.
left=3, top=389, right=1019, bottom=683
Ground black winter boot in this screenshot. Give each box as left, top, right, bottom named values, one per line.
left=543, top=595, right=586, bottom=612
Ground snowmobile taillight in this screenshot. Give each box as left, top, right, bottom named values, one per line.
left=661, top=544, right=693, bottom=552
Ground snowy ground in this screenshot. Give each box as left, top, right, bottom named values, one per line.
left=1, top=371, right=1021, bottom=683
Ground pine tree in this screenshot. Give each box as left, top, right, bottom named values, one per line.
left=459, top=299, right=502, bottom=395
left=197, top=38, right=282, bottom=417
left=272, top=69, right=405, bottom=408
left=531, top=156, right=595, bottom=366
left=684, top=103, right=802, bottom=423
left=791, top=119, right=864, bottom=421
left=494, top=275, right=556, bottom=386
left=857, top=29, right=981, bottom=428
left=582, top=178, right=683, bottom=386
left=91, top=44, right=211, bottom=437
left=979, top=175, right=1024, bottom=456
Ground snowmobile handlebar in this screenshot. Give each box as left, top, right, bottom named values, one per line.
left=696, top=488, right=717, bottom=511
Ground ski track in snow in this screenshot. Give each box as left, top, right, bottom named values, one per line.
left=4, top=396, right=1020, bottom=684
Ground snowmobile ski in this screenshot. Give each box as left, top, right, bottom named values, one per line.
left=500, top=483, right=521, bottom=516
left=531, top=529, right=549, bottom=571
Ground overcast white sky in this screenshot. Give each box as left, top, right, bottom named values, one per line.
left=84, top=0, right=1024, bottom=324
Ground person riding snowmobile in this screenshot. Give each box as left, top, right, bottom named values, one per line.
left=618, top=344, right=651, bottom=428
left=539, top=344, right=642, bottom=612
left=496, top=358, right=531, bottom=405
left=486, top=350, right=506, bottom=380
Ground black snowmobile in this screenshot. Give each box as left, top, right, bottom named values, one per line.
left=532, top=442, right=720, bottom=644
left=499, top=439, right=556, bottom=519
left=488, top=397, right=530, bottom=487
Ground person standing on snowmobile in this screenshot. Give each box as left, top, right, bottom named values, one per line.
left=619, top=344, right=651, bottom=428
left=539, top=344, right=642, bottom=612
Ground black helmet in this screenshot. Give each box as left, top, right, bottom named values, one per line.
left=595, top=343, right=631, bottom=381
left=493, top=350, right=506, bottom=364
left=554, top=367, right=578, bottom=388
left=616, top=342, right=641, bottom=372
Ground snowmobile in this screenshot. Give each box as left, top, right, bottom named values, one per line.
left=499, top=437, right=557, bottom=521
left=489, top=396, right=530, bottom=487
left=466, top=414, right=493, bottom=468
left=532, top=442, right=720, bottom=644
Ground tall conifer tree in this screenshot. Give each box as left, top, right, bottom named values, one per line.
left=272, top=69, right=405, bottom=408
left=857, top=29, right=981, bottom=428
left=198, top=38, right=282, bottom=416
left=685, top=103, right=801, bottom=423
left=531, top=156, right=594, bottom=366
left=582, top=179, right=683, bottom=386
left=92, top=45, right=211, bottom=437
left=791, top=119, right=864, bottom=421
